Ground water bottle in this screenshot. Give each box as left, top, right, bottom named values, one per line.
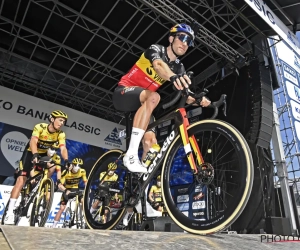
left=142, top=143, right=161, bottom=167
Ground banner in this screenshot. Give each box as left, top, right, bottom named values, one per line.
left=0, top=120, right=109, bottom=176
left=245, top=0, right=300, bottom=54
left=269, top=37, right=300, bottom=149
left=0, top=86, right=125, bottom=150
left=0, top=185, right=13, bottom=220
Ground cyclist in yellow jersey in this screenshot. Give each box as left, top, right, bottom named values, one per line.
left=52, top=158, right=87, bottom=228
left=90, top=162, right=120, bottom=223
left=4, top=110, right=69, bottom=225
left=149, top=175, right=163, bottom=211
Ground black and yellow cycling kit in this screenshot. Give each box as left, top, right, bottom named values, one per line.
left=99, top=172, right=118, bottom=182
left=30, top=123, right=66, bottom=154
left=60, top=169, right=87, bottom=205
left=150, top=185, right=162, bottom=202
left=19, top=123, right=66, bottom=177
left=61, top=169, right=87, bottom=189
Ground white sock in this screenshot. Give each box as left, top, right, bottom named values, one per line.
left=126, top=127, right=145, bottom=156
left=7, top=198, right=17, bottom=214
left=53, top=221, right=58, bottom=228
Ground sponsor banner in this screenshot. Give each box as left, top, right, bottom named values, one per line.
left=177, top=194, right=189, bottom=203
left=245, top=0, right=300, bottom=53
left=286, top=80, right=300, bottom=103
left=192, top=211, right=205, bottom=217
left=177, top=202, right=189, bottom=211
left=0, top=86, right=125, bottom=150
left=192, top=201, right=206, bottom=210
left=0, top=121, right=107, bottom=176
left=269, top=37, right=300, bottom=150
left=0, top=185, right=13, bottom=220
left=0, top=186, right=73, bottom=228
left=290, top=100, right=300, bottom=121
left=44, top=192, right=71, bottom=228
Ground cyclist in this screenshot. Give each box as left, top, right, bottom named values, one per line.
left=52, top=158, right=87, bottom=228
left=148, top=175, right=163, bottom=211
left=113, top=23, right=211, bottom=173
left=4, top=110, right=69, bottom=225
left=30, top=141, right=62, bottom=183
left=90, top=162, right=120, bottom=223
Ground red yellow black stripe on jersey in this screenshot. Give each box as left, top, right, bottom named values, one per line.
left=119, top=53, right=166, bottom=91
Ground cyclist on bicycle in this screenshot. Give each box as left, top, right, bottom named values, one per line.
left=52, top=158, right=87, bottom=228
left=30, top=141, right=62, bottom=183
left=4, top=110, right=69, bottom=225
left=113, top=23, right=211, bottom=173
left=90, top=162, right=120, bottom=223
left=148, top=175, right=163, bottom=211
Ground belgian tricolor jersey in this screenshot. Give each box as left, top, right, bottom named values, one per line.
left=119, top=44, right=185, bottom=91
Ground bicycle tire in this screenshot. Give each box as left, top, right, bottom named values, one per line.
left=161, top=119, right=254, bottom=235
left=83, top=149, right=126, bottom=230
left=30, top=178, right=54, bottom=227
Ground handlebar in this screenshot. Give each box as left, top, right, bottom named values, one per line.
left=34, top=156, right=64, bottom=170
left=162, top=71, right=227, bottom=119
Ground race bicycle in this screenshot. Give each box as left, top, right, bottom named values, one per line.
left=1, top=156, right=56, bottom=227
left=83, top=72, right=254, bottom=235
left=62, top=190, right=85, bottom=229
left=90, top=181, right=122, bottom=225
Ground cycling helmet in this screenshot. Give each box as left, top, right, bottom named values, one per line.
left=72, top=158, right=83, bottom=166
left=50, top=110, right=68, bottom=121
left=108, top=162, right=117, bottom=171
left=170, top=23, right=195, bottom=40
left=157, top=175, right=161, bottom=181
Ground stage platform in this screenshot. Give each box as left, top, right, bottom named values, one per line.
left=0, top=225, right=298, bottom=250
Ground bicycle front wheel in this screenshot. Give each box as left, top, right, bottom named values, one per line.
left=30, top=178, right=54, bottom=227
left=83, top=149, right=126, bottom=230
left=161, top=119, right=254, bottom=235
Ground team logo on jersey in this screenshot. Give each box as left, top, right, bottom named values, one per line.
left=146, top=66, right=153, bottom=76
left=121, top=87, right=136, bottom=95
left=104, top=128, right=122, bottom=146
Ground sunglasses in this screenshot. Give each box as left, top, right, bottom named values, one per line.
left=175, top=34, right=194, bottom=47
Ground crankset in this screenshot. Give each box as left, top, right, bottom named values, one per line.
left=195, top=162, right=214, bottom=185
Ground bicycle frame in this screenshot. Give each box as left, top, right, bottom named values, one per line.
left=31, top=167, right=53, bottom=217
left=125, top=106, right=203, bottom=204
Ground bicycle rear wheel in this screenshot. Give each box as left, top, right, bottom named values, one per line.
left=161, top=119, right=254, bottom=235
left=83, top=149, right=126, bottom=230
left=30, top=178, right=54, bottom=227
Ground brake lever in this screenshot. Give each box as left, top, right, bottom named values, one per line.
left=223, top=99, right=227, bottom=117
